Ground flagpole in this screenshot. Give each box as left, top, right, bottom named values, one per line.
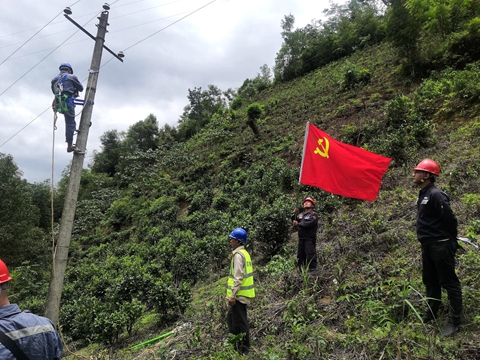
left=299, top=121, right=310, bottom=185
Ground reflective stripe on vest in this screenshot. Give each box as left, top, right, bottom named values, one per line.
left=226, top=248, right=255, bottom=298
left=5, top=324, right=56, bottom=340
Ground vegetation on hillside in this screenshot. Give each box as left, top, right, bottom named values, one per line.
left=2, top=0, right=480, bottom=358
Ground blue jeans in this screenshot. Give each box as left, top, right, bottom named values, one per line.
left=64, top=97, right=76, bottom=144
left=421, top=239, right=462, bottom=325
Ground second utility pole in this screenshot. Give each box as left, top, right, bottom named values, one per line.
left=45, top=8, right=112, bottom=324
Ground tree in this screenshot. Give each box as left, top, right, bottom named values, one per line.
left=91, top=129, right=123, bottom=176
left=177, top=85, right=229, bottom=141
left=125, top=114, right=160, bottom=151
left=274, top=14, right=315, bottom=81
left=28, top=180, right=56, bottom=230
left=0, top=153, right=49, bottom=266
left=246, top=103, right=262, bottom=136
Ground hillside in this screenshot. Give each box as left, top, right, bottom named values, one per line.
left=41, top=40, right=480, bottom=359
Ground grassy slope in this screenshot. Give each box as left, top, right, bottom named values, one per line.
left=68, top=42, right=480, bottom=359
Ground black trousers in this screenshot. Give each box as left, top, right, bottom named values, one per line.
left=226, top=301, right=249, bottom=353
left=297, top=238, right=317, bottom=270
left=421, top=239, right=462, bottom=325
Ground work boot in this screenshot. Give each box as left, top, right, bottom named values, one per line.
left=441, top=322, right=459, bottom=337
left=67, top=143, right=76, bottom=153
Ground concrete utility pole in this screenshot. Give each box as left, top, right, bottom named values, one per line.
left=45, top=5, right=123, bottom=324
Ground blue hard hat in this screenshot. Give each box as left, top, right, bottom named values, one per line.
left=229, top=227, right=247, bottom=243
left=59, top=62, right=73, bottom=73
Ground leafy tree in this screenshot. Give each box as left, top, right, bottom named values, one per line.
left=386, top=0, right=422, bottom=71
left=91, top=129, right=123, bottom=176
left=124, top=113, right=160, bottom=151
left=275, top=2, right=386, bottom=82
left=177, top=85, right=229, bottom=141
left=28, top=180, right=56, bottom=230
left=237, top=64, right=273, bottom=101
left=246, top=103, right=262, bottom=136
left=0, top=153, right=49, bottom=266
left=274, top=14, right=316, bottom=81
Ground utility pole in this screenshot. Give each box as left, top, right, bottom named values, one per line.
left=45, top=5, right=123, bottom=324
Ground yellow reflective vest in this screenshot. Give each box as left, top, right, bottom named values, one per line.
left=226, top=248, right=255, bottom=299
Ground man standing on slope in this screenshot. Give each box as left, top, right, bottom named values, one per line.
left=51, top=62, right=84, bottom=153
left=292, top=197, right=318, bottom=271
left=0, top=259, right=63, bottom=359
left=226, top=227, right=255, bottom=354
left=413, top=159, right=462, bottom=336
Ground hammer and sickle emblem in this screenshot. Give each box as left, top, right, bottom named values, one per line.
left=314, top=137, right=329, bottom=158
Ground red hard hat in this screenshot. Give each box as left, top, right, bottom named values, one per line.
left=303, top=197, right=315, bottom=207
left=0, top=260, right=12, bottom=285
left=413, top=159, right=440, bottom=176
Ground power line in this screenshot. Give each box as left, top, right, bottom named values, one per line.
left=2, top=11, right=192, bottom=62
left=0, top=1, right=187, bottom=51
left=0, top=1, right=82, bottom=63
left=0, top=11, right=63, bottom=66
left=123, top=0, right=217, bottom=51
left=0, top=10, right=101, bottom=99
left=0, top=106, right=51, bottom=148
left=0, top=9, right=104, bottom=149
left=0, top=0, right=219, bottom=148
left=0, top=0, right=182, bottom=41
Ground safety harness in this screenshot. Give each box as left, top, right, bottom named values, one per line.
left=52, top=74, right=70, bottom=114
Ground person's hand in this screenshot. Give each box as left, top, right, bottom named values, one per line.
left=293, top=208, right=299, bottom=214
left=293, top=220, right=298, bottom=226
left=228, top=297, right=236, bottom=306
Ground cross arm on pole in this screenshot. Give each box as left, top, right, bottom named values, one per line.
left=64, top=14, right=124, bottom=62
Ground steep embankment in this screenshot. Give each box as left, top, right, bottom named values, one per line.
left=64, top=42, right=480, bottom=359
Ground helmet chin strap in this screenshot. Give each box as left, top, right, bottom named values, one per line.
left=420, top=179, right=425, bottom=183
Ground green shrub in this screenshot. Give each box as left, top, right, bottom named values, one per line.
left=231, top=96, right=243, bottom=110
left=341, top=65, right=371, bottom=90
left=253, top=194, right=293, bottom=260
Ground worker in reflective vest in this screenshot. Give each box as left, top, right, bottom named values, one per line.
left=226, top=227, right=254, bottom=354
left=0, top=259, right=62, bottom=359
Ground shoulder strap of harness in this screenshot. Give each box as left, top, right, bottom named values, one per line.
left=0, top=330, right=30, bottom=360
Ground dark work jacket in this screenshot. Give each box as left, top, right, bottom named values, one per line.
left=51, top=71, right=83, bottom=96
left=292, top=210, right=318, bottom=242
left=0, top=304, right=62, bottom=360
left=416, top=183, right=458, bottom=245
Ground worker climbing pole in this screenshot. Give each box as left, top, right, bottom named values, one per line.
left=51, top=62, right=84, bottom=152
left=44, top=4, right=124, bottom=324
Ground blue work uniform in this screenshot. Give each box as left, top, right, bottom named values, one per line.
left=51, top=71, right=84, bottom=144
left=0, top=304, right=62, bottom=360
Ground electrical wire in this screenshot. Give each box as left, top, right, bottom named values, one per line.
left=0, top=0, right=181, bottom=41
left=0, top=9, right=101, bottom=99
left=0, top=1, right=188, bottom=53
left=2, top=11, right=192, bottom=62
left=0, top=10, right=64, bottom=66
left=0, top=106, right=52, bottom=148
left=123, top=0, right=217, bottom=52
left=1, top=0, right=218, bottom=147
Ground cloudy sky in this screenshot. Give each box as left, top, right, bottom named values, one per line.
left=0, top=0, right=341, bottom=184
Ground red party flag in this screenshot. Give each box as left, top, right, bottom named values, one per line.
left=300, top=122, right=392, bottom=201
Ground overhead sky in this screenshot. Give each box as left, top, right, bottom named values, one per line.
left=0, top=0, right=342, bottom=184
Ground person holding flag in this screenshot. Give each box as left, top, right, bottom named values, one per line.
left=292, top=197, right=318, bottom=271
